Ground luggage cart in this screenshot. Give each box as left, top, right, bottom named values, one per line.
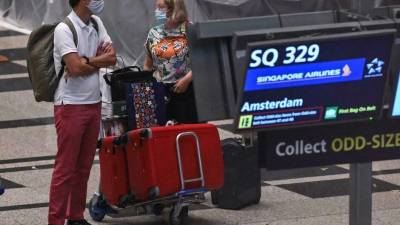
left=89, top=131, right=209, bottom=225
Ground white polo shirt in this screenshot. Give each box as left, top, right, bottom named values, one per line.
left=53, top=11, right=112, bottom=105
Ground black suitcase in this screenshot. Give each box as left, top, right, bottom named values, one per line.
left=211, top=138, right=261, bottom=209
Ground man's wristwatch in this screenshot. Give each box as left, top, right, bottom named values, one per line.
left=82, top=56, right=90, bottom=65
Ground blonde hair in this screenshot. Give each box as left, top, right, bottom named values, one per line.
left=165, top=0, right=188, bottom=25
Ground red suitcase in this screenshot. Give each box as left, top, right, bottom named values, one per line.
left=125, top=124, right=224, bottom=201
left=99, top=136, right=132, bottom=207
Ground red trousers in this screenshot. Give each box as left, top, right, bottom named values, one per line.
left=49, top=103, right=101, bottom=225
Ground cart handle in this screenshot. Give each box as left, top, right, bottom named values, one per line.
left=176, top=132, right=205, bottom=190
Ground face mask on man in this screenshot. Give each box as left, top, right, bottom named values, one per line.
left=154, top=8, right=167, bottom=26
left=88, top=0, right=105, bottom=15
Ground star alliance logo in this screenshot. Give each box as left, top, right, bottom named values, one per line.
left=366, top=58, right=384, bottom=76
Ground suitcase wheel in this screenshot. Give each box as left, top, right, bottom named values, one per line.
left=168, top=205, right=189, bottom=225
left=89, top=195, right=107, bottom=222
left=148, top=186, right=160, bottom=200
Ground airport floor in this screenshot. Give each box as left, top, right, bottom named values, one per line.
left=3, top=23, right=400, bottom=225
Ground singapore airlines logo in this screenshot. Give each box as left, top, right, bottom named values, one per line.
left=342, top=64, right=352, bottom=77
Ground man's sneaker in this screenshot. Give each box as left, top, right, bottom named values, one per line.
left=67, top=219, right=92, bottom=225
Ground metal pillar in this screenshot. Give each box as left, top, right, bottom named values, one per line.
left=349, top=162, right=372, bottom=225
left=351, top=0, right=375, bottom=14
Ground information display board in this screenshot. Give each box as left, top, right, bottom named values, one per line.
left=235, top=30, right=395, bottom=131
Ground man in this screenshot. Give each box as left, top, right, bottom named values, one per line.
left=49, top=0, right=116, bottom=225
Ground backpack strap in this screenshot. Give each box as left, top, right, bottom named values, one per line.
left=63, top=17, right=78, bottom=47
left=90, top=16, right=99, bottom=34
left=57, top=17, right=78, bottom=81
left=63, top=16, right=99, bottom=47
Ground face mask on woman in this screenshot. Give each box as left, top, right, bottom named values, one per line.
left=155, top=8, right=167, bottom=26
left=88, top=0, right=105, bottom=15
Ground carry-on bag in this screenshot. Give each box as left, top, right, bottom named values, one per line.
left=100, top=67, right=128, bottom=118
left=211, top=138, right=261, bottom=209
left=103, top=66, right=167, bottom=130
left=125, top=76, right=167, bottom=130
left=27, top=17, right=98, bottom=102
left=98, top=136, right=133, bottom=207
left=102, top=66, right=158, bottom=118
left=125, top=123, right=224, bottom=201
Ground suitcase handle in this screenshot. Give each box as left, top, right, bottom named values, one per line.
left=176, top=132, right=205, bottom=191
left=103, top=66, right=155, bottom=86
left=103, top=74, right=112, bottom=86
left=112, top=66, right=141, bottom=74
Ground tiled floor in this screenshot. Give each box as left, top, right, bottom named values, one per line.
left=1, top=22, right=400, bottom=225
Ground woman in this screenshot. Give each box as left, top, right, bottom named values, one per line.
left=144, top=0, right=198, bottom=124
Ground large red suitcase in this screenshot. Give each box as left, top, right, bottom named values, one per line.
left=125, top=124, right=224, bottom=201
left=99, top=136, right=131, bottom=206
